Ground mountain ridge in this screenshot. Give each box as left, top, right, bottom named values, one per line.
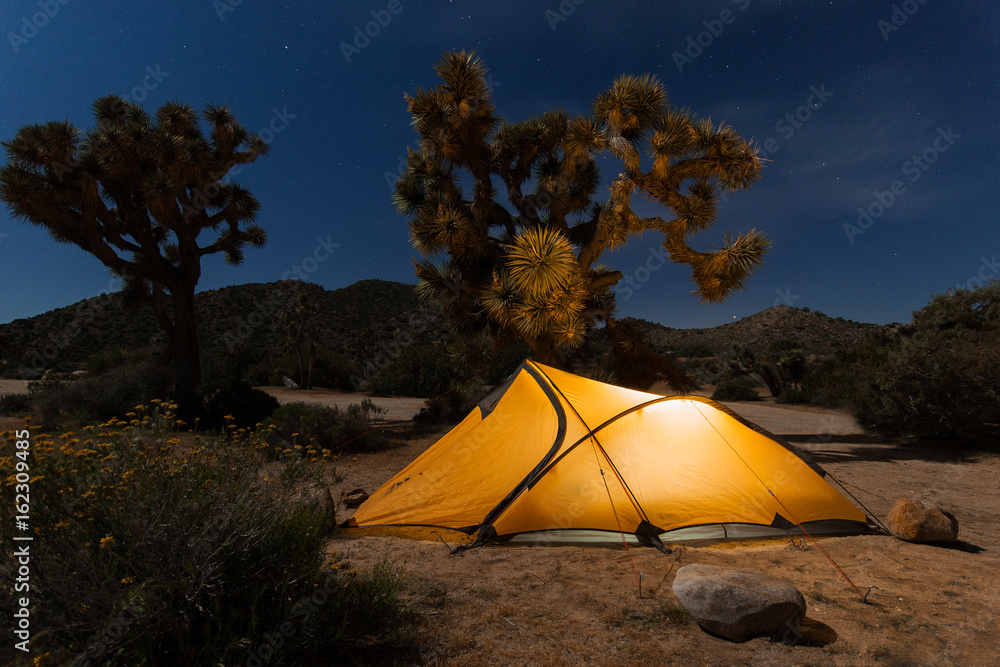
left=0, top=280, right=880, bottom=379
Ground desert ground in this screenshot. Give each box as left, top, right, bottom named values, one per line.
left=4, top=380, right=997, bottom=665
left=316, top=389, right=999, bottom=667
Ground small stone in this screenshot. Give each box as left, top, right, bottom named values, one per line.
left=343, top=488, right=369, bottom=508
left=886, top=497, right=958, bottom=543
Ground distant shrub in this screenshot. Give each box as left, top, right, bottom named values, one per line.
left=310, top=348, right=362, bottom=391
left=270, top=399, right=391, bottom=453
left=200, top=377, right=280, bottom=430
left=711, top=377, right=761, bottom=402
left=813, top=283, right=1000, bottom=445
left=31, top=361, right=173, bottom=428
left=677, top=344, right=715, bottom=358
left=0, top=411, right=410, bottom=665
left=370, top=346, right=458, bottom=398
left=0, top=392, right=31, bottom=415
left=776, top=388, right=809, bottom=405
left=84, top=345, right=138, bottom=375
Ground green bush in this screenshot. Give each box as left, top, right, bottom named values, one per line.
left=0, top=392, right=31, bottom=415
left=370, top=346, right=458, bottom=398
left=0, top=413, right=410, bottom=666
left=811, top=283, right=1000, bottom=445
left=269, top=399, right=391, bottom=453
left=200, top=376, right=280, bottom=430
left=776, top=388, right=809, bottom=405
left=711, top=377, right=761, bottom=402
left=30, top=361, right=174, bottom=428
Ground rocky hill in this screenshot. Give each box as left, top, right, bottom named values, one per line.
left=0, top=279, right=444, bottom=379
left=0, top=282, right=879, bottom=379
left=629, top=305, right=879, bottom=359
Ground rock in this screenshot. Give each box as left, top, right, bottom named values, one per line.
left=303, top=487, right=337, bottom=533
left=672, top=564, right=807, bottom=642
left=886, top=497, right=958, bottom=543
left=343, top=488, right=369, bottom=508
left=283, top=376, right=299, bottom=389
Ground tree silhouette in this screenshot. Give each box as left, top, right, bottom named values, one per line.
left=394, top=51, right=769, bottom=387
left=0, top=95, right=268, bottom=405
left=288, top=289, right=318, bottom=390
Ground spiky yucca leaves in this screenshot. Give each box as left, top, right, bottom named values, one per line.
left=397, top=52, right=768, bottom=386
left=0, top=95, right=268, bottom=400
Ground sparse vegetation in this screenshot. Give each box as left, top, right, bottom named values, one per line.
left=711, top=376, right=761, bottom=402
left=269, top=399, right=391, bottom=453
left=807, top=282, right=1000, bottom=446
left=0, top=405, right=411, bottom=666
left=30, top=361, right=174, bottom=429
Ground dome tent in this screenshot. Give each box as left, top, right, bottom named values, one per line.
left=346, top=360, right=870, bottom=549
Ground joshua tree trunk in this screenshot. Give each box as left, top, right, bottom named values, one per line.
left=170, top=285, right=202, bottom=410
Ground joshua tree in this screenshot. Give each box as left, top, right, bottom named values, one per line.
left=394, top=51, right=769, bottom=388
left=0, top=95, right=268, bottom=405
left=288, top=290, right=318, bottom=390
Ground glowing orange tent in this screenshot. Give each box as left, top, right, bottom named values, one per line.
left=347, top=361, right=869, bottom=549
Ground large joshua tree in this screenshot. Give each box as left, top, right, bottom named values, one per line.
left=0, top=95, right=268, bottom=403
left=394, top=51, right=769, bottom=388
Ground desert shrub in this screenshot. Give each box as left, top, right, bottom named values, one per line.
left=813, top=283, right=1000, bottom=445
left=30, top=361, right=174, bottom=428
left=370, top=346, right=459, bottom=398
left=0, top=411, right=409, bottom=666
left=200, top=376, right=280, bottom=430
left=84, top=345, right=139, bottom=375
left=711, top=376, right=761, bottom=402
left=682, top=357, right=724, bottom=385
left=309, top=349, right=362, bottom=391
left=677, top=344, right=715, bottom=358
left=0, top=392, right=31, bottom=415
left=269, top=399, right=390, bottom=453
left=776, top=388, right=809, bottom=405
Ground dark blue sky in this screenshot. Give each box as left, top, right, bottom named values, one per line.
left=1, top=1, right=997, bottom=328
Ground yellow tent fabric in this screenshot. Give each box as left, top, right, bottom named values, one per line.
left=347, top=361, right=868, bottom=546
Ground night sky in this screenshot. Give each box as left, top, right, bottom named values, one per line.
left=1, top=1, right=997, bottom=329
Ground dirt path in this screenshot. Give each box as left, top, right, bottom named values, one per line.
left=258, top=386, right=428, bottom=422
left=331, top=401, right=1000, bottom=666
left=0, top=379, right=29, bottom=395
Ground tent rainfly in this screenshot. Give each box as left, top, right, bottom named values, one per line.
left=346, top=361, right=870, bottom=550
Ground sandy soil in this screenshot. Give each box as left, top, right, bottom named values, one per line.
left=6, top=380, right=996, bottom=664
left=328, top=400, right=1000, bottom=667
left=259, top=386, right=429, bottom=421
left=0, top=379, right=29, bottom=396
